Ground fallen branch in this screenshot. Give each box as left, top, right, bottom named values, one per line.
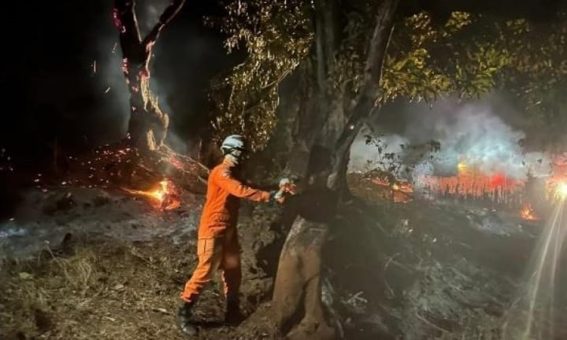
left=415, top=311, right=451, bottom=334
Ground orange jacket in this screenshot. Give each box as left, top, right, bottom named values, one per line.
left=197, top=159, right=270, bottom=238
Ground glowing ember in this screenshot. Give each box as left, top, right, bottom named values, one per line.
left=123, top=179, right=181, bottom=211
left=168, top=156, right=185, bottom=170
left=392, top=182, right=413, bottom=194
left=457, top=161, right=469, bottom=175
left=371, top=177, right=413, bottom=203
left=520, top=203, right=539, bottom=221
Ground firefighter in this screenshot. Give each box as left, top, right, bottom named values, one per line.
left=178, top=134, right=292, bottom=336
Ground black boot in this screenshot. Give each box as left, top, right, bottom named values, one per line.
left=177, top=302, right=198, bottom=336
left=224, top=296, right=244, bottom=326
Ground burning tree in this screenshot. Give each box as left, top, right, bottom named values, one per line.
left=211, top=1, right=567, bottom=338
left=113, top=0, right=186, bottom=152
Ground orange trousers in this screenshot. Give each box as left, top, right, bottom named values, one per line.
left=180, top=229, right=241, bottom=303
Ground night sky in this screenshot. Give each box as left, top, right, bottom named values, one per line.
left=0, top=0, right=234, bottom=170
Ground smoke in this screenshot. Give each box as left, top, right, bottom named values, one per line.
left=94, top=37, right=130, bottom=138
left=92, top=0, right=172, bottom=138
left=350, top=131, right=410, bottom=176
left=89, top=0, right=232, bottom=152
left=349, top=96, right=553, bottom=181
left=423, top=103, right=527, bottom=178
left=91, top=0, right=185, bottom=150
left=137, top=0, right=171, bottom=37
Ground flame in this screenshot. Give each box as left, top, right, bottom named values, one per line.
left=392, top=182, right=413, bottom=193
left=371, top=177, right=413, bottom=203
left=419, top=171, right=521, bottom=202
left=520, top=203, right=539, bottom=221
left=457, top=161, right=469, bottom=175
left=364, top=152, right=567, bottom=208
left=123, top=179, right=181, bottom=211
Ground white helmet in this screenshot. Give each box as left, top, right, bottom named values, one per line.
left=221, top=134, right=247, bottom=155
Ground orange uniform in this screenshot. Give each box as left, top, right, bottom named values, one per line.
left=181, top=159, right=270, bottom=303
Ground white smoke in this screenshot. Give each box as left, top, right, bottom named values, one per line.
left=90, top=36, right=130, bottom=144
left=349, top=130, right=410, bottom=175
left=90, top=0, right=187, bottom=150
left=428, top=104, right=526, bottom=178
left=137, top=0, right=171, bottom=36
left=417, top=102, right=551, bottom=180
left=349, top=97, right=553, bottom=181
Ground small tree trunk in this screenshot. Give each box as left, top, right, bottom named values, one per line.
left=113, top=0, right=185, bottom=152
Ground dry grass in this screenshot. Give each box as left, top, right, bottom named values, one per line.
left=0, top=236, right=198, bottom=340
left=0, top=227, right=280, bottom=340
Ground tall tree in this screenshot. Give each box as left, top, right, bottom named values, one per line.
left=212, top=0, right=567, bottom=337
left=113, top=0, right=186, bottom=151
left=271, top=2, right=401, bottom=338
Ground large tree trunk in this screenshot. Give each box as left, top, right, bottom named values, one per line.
left=113, top=0, right=185, bottom=152
left=327, top=0, right=399, bottom=192
left=272, top=0, right=400, bottom=338
left=272, top=217, right=335, bottom=340
left=283, top=0, right=339, bottom=179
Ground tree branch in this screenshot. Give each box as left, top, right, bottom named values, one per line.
left=327, top=0, right=400, bottom=192
left=333, top=0, right=399, bottom=150
left=142, top=0, right=187, bottom=48
left=349, top=0, right=399, bottom=125
left=113, top=0, right=143, bottom=49
left=408, top=0, right=565, bottom=22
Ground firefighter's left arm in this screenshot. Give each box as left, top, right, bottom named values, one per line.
left=214, top=168, right=271, bottom=202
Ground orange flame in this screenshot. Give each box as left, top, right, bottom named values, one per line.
left=419, top=165, right=522, bottom=202
left=520, top=203, right=539, bottom=221
left=371, top=178, right=413, bottom=203
left=123, top=179, right=181, bottom=211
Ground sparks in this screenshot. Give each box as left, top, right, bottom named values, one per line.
left=123, top=179, right=181, bottom=211
left=520, top=203, right=539, bottom=221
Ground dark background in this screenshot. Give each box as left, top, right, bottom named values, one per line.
left=0, top=0, right=235, bottom=171
left=1, top=0, right=564, bottom=170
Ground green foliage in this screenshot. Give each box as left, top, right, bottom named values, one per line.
left=208, top=0, right=313, bottom=151
left=383, top=14, right=497, bottom=101
left=212, top=2, right=567, bottom=150
left=381, top=11, right=567, bottom=108
left=498, top=15, right=567, bottom=127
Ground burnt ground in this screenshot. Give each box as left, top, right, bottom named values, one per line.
left=2, top=175, right=567, bottom=339
left=0, top=186, right=284, bottom=340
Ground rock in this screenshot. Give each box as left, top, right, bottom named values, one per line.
left=113, top=283, right=125, bottom=291
left=18, top=272, right=33, bottom=280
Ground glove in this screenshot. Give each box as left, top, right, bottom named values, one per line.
left=279, top=178, right=297, bottom=195
left=269, top=189, right=285, bottom=204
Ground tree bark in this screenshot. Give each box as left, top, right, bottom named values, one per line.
left=113, top=0, right=185, bottom=152
left=272, top=187, right=338, bottom=339
left=327, top=0, right=399, bottom=192
left=272, top=0, right=400, bottom=338
left=272, top=217, right=334, bottom=340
